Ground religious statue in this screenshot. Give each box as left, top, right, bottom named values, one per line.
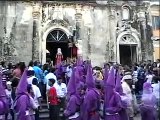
left=55, top=48, right=63, bottom=65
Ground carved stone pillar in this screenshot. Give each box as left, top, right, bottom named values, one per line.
left=138, top=11, right=147, bottom=61
left=32, top=3, right=40, bottom=61
left=75, top=5, right=83, bottom=57
left=108, top=4, right=117, bottom=62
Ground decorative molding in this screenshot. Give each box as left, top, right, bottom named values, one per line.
left=75, top=13, right=82, bottom=21
left=119, top=34, right=137, bottom=45
left=32, top=3, right=41, bottom=19
left=96, top=0, right=108, bottom=5
left=42, top=4, right=47, bottom=23
left=75, top=4, right=82, bottom=13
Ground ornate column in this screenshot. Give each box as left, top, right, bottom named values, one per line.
left=137, top=9, right=147, bottom=61
left=108, top=3, right=117, bottom=62
left=32, top=3, right=41, bottom=61
left=75, top=5, right=83, bottom=57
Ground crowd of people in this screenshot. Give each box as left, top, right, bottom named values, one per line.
left=0, top=58, right=160, bottom=120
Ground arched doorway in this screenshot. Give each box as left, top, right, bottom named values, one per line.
left=117, top=32, right=141, bottom=65
left=46, top=29, right=77, bottom=65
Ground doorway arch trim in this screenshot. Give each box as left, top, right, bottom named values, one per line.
left=43, top=26, right=73, bottom=42
left=42, top=26, right=72, bottom=64
left=116, top=31, right=141, bottom=64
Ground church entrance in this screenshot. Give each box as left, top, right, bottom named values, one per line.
left=117, top=33, right=140, bottom=65
left=119, top=45, right=137, bottom=65
left=46, top=29, right=77, bottom=65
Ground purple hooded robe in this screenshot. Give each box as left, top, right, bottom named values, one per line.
left=55, top=64, right=63, bottom=77
left=75, top=57, right=85, bottom=83
left=14, top=69, right=35, bottom=120
left=140, top=82, right=157, bottom=120
left=0, top=69, right=9, bottom=116
left=105, top=67, right=122, bottom=120
left=64, top=68, right=82, bottom=120
left=115, top=71, right=129, bottom=120
left=82, top=64, right=100, bottom=120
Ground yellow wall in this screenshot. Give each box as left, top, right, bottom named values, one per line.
left=151, top=5, right=160, bottom=61
left=153, top=30, right=160, bottom=37
left=154, top=47, right=160, bottom=60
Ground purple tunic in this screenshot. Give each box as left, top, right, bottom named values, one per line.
left=115, top=72, right=129, bottom=120
left=0, top=101, right=5, bottom=115
left=118, top=96, right=129, bottom=120
left=140, top=94, right=157, bottom=120
left=15, top=94, right=34, bottom=120
left=0, top=98, right=9, bottom=115
left=82, top=89, right=100, bottom=120
left=105, top=87, right=122, bottom=120
left=0, top=72, right=9, bottom=115
left=64, top=95, right=81, bottom=120
left=75, top=66, right=85, bottom=83
left=140, top=82, right=157, bottom=120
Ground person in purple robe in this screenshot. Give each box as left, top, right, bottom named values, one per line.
left=67, top=68, right=76, bottom=98
left=82, top=63, right=100, bottom=120
left=105, top=66, right=122, bottom=120
left=14, top=69, right=37, bottom=120
left=139, top=82, right=157, bottom=120
left=55, top=64, right=63, bottom=77
left=0, top=69, right=9, bottom=119
left=103, top=66, right=109, bottom=87
left=75, top=57, right=85, bottom=83
left=64, top=68, right=83, bottom=120
left=115, top=70, right=129, bottom=120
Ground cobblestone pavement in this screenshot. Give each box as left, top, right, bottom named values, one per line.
left=134, top=114, right=141, bottom=120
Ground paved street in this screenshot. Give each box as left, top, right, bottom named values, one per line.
left=134, top=114, right=141, bottom=120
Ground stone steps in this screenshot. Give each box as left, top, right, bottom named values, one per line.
left=39, top=100, right=65, bottom=120
left=39, top=101, right=49, bottom=120
left=39, top=113, right=49, bottom=120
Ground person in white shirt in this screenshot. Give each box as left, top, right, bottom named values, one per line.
left=122, top=75, right=134, bottom=120
left=65, top=65, right=72, bottom=84
left=66, top=65, right=72, bottom=78
left=146, top=70, right=154, bottom=84
left=54, top=76, right=67, bottom=116
left=27, top=84, right=38, bottom=120
left=132, top=67, right=138, bottom=83
left=27, top=67, right=36, bottom=85
left=5, top=81, right=12, bottom=120
left=45, top=68, right=57, bottom=91
left=152, top=76, right=160, bottom=100
left=32, top=78, right=42, bottom=120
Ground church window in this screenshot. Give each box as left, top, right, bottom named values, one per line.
left=47, top=29, right=68, bottom=42
left=122, top=6, right=130, bottom=21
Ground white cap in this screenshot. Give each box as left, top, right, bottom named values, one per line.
left=7, top=81, right=12, bottom=85
left=28, top=66, right=34, bottom=71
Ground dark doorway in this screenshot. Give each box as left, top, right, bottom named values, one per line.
left=46, top=29, right=76, bottom=65
left=46, top=42, right=71, bottom=64
left=119, top=45, right=137, bottom=65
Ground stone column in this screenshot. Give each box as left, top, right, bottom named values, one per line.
left=32, top=3, right=40, bottom=61
left=138, top=11, right=147, bottom=62
left=75, top=5, right=83, bottom=57
left=108, top=4, right=117, bottom=62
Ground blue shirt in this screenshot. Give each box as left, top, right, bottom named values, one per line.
left=33, top=66, right=43, bottom=82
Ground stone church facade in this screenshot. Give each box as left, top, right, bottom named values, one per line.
left=0, top=1, right=153, bottom=66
